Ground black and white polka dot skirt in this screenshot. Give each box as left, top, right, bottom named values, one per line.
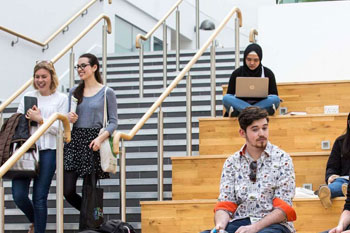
left=64, top=127, right=109, bottom=179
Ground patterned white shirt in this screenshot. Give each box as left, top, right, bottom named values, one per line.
left=218, top=142, right=296, bottom=232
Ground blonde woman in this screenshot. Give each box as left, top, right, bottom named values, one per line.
left=12, top=61, right=68, bottom=233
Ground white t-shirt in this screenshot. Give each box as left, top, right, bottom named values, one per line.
left=17, top=90, right=68, bottom=150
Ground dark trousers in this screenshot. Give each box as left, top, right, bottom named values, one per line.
left=63, top=170, right=82, bottom=210
left=201, top=218, right=291, bottom=233
left=12, top=149, right=56, bottom=233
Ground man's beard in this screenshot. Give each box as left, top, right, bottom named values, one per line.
left=247, top=136, right=267, bottom=149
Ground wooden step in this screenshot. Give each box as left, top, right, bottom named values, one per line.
left=222, top=80, right=350, bottom=115
left=199, top=114, right=347, bottom=155
left=141, top=198, right=345, bottom=233
left=172, top=152, right=329, bottom=200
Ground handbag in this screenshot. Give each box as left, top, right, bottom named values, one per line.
left=4, top=141, right=39, bottom=179
left=99, top=86, right=118, bottom=174
left=79, top=220, right=136, bottom=233
left=79, top=172, right=104, bottom=230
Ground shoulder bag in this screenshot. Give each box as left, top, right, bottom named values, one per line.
left=99, top=86, right=118, bottom=173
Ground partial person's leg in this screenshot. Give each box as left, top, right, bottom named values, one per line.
left=254, top=95, right=281, bottom=115
left=328, top=178, right=348, bottom=198
left=32, top=149, right=56, bottom=233
left=64, top=169, right=81, bottom=210
left=257, top=223, right=290, bottom=233
left=225, top=218, right=251, bottom=233
left=223, top=94, right=251, bottom=114
left=12, top=178, right=34, bottom=223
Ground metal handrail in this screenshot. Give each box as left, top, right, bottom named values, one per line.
left=249, top=28, right=258, bottom=43
left=135, top=0, right=183, bottom=49
left=0, top=113, right=70, bottom=233
left=0, top=113, right=70, bottom=178
left=0, top=14, right=112, bottom=114
left=113, top=7, right=242, bottom=153
left=136, top=0, right=184, bottom=97
left=113, top=6, right=242, bottom=221
left=0, top=0, right=111, bottom=48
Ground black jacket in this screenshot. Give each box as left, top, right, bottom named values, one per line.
left=325, top=135, right=350, bottom=184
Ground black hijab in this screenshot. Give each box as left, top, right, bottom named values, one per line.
left=226, top=43, right=278, bottom=96
left=240, top=43, right=263, bottom=77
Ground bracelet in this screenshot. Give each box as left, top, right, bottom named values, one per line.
left=39, top=119, right=44, bottom=125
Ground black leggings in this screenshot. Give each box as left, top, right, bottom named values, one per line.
left=64, top=170, right=81, bottom=211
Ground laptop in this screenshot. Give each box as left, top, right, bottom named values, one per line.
left=235, top=77, right=269, bottom=98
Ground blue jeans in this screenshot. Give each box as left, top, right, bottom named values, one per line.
left=329, top=178, right=348, bottom=198
left=201, top=218, right=291, bottom=233
left=223, top=94, right=281, bottom=115
left=12, top=149, right=56, bottom=233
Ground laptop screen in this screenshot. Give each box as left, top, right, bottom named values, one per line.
left=235, top=77, right=269, bottom=98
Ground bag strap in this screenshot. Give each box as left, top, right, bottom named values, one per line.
left=103, top=86, right=108, bottom=128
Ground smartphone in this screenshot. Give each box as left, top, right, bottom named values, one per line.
left=24, top=96, right=38, bottom=126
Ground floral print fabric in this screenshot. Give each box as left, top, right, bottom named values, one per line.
left=218, top=142, right=295, bottom=232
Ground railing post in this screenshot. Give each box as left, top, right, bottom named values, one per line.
left=210, top=40, right=216, bottom=117
left=0, top=112, right=4, bottom=233
left=139, top=43, right=144, bottom=97
left=186, top=72, right=192, bottom=156
left=196, top=0, right=200, bottom=49
left=56, top=122, right=64, bottom=233
left=176, top=7, right=180, bottom=72
left=0, top=178, right=3, bottom=233
left=157, top=105, right=164, bottom=201
left=119, top=140, right=126, bottom=221
left=69, top=49, right=75, bottom=89
left=102, top=23, right=108, bottom=85
left=163, top=22, right=168, bottom=89
left=235, top=17, right=240, bottom=69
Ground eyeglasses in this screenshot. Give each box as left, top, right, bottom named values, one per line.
left=249, top=161, right=257, bottom=182
left=74, top=63, right=91, bottom=70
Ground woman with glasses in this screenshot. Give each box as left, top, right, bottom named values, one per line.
left=12, top=61, right=68, bottom=233
left=63, top=53, right=118, bottom=226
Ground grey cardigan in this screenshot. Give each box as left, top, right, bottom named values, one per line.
left=68, top=86, right=118, bottom=135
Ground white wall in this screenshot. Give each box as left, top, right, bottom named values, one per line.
left=259, top=1, right=350, bottom=82
left=0, top=0, right=106, bottom=101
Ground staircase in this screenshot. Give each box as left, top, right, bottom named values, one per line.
left=2, top=48, right=241, bottom=232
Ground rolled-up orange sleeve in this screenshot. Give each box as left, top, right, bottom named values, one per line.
left=273, top=198, right=297, bottom=221
left=214, top=201, right=238, bottom=214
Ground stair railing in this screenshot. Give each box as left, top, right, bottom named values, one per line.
left=0, top=0, right=111, bottom=51
left=113, top=6, right=242, bottom=222
left=249, top=28, right=258, bottom=43
left=0, top=113, right=71, bottom=233
left=0, top=14, right=111, bottom=115
left=135, top=0, right=184, bottom=97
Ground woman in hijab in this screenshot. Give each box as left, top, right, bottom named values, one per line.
left=223, top=43, right=280, bottom=116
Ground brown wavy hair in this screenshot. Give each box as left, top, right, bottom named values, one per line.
left=238, top=106, right=269, bottom=131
